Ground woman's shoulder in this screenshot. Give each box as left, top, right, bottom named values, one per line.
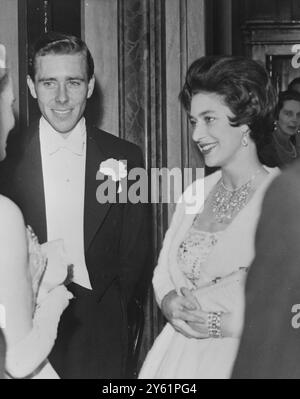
left=0, top=194, right=22, bottom=216
left=0, top=195, right=25, bottom=232
left=0, top=196, right=28, bottom=297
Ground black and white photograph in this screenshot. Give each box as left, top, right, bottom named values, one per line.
left=1, top=0, right=300, bottom=383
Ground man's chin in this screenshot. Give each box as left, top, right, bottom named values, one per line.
left=46, top=121, right=78, bottom=134
left=55, top=128, right=75, bottom=134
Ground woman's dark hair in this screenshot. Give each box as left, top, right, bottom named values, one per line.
left=179, top=56, right=277, bottom=150
left=28, top=31, right=94, bottom=81
left=275, top=90, right=300, bottom=118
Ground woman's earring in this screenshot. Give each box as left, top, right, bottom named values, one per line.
left=273, top=120, right=278, bottom=132
left=241, top=134, right=248, bottom=147
left=297, top=128, right=300, bottom=135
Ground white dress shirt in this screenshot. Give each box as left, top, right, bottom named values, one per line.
left=39, top=116, right=92, bottom=289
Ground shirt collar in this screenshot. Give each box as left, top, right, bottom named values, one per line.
left=39, top=117, right=86, bottom=156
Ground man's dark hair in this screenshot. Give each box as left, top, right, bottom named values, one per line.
left=28, top=31, right=94, bottom=81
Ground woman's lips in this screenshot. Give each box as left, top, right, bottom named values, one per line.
left=197, top=142, right=218, bottom=155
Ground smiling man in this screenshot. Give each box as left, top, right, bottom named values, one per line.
left=27, top=51, right=94, bottom=135
left=1, top=32, right=150, bottom=379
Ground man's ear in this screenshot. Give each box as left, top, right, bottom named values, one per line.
left=87, top=75, right=95, bottom=99
left=27, top=75, right=37, bottom=99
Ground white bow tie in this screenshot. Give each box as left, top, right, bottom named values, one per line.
left=46, top=137, right=85, bottom=156
left=40, top=117, right=86, bottom=156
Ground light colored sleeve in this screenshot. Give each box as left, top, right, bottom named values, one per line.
left=152, top=196, right=187, bottom=308
left=0, top=197, right=33, bottom=347
left=0, top=206, right=72, bottom=379
left=153, top=177, right=205, bottom=307
left=5, top=285, right=72, bottom=379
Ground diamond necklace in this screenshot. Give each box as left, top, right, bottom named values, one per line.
left=211, top=169, right=262, bottom=224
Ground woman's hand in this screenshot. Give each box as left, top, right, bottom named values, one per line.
left=180, top=288, right=244, bottom=338
left=183, top=306, right=243, bottom=339
left=38, top=239, right=72, bottom=303
left=161, top=289, right=207, bottom=338
left=5, top=285, right=73, bottom=379
left=180, top=287, right=209, bottom=338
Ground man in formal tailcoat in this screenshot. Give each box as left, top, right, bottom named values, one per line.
left=1, top=32, right=150, bottom=379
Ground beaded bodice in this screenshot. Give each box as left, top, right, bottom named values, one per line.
left=177, top=224, right=222, bottom=288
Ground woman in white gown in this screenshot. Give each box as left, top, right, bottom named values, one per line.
left=0, top=44, right=72, bottom=379
left=139, top=56, right=280, bottom=379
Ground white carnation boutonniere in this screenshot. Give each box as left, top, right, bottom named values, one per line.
left=98, top=158, right=127, bottom=193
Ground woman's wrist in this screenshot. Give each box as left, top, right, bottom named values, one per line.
left=206, top=312, right=233, bottom=338
left=220, top=312, right=242, bottom=338
left=220, top=312, right=229, bottom=337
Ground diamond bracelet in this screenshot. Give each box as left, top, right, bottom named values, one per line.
left=208, top=311, right=223, bottom=338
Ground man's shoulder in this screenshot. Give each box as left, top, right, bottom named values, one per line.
left=21, top=120, right=40, bottom=140
left=0, top=195, right=24, bottom=230
left=282, top=159, right=300, bottom=178
left=271, top=160, right=300, bottom=189
left=264, top=160, right=300, bottom=208
left=88, top=126, right=143, bottom=161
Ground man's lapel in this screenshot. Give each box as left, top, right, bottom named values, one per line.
left=21, top=124, right=114, bottom=248
left=18, top=125, right=47, bottom=242
left=84, top=127, right=113, bottom=251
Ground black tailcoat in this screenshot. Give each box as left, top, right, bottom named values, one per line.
left=1, top=122, right=150, bottom=378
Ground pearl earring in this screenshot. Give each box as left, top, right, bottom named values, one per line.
left=241, top=135, right=248, bottom=147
